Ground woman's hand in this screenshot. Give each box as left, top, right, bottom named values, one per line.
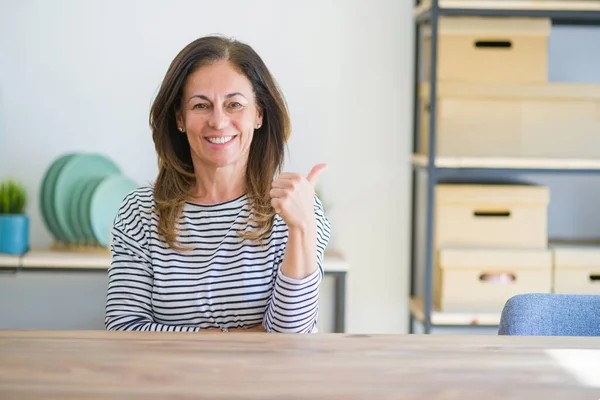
left=202, top=325, right=267, bottom=333
left=225, top=325, right=267, bottom=333
left=236, top=325, right=267, bottom=333
left=270, top=163, right=327, bottom=230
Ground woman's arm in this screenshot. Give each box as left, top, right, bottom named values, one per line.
left=105, top=224, right=204, bottom=332
left=264, top=169, right=332, bottom=333
left=269, top=164, right=329, bottom=280
left=106, top=192, right=216, bottom=333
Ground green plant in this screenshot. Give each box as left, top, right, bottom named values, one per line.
left=0, top=180, right=27, bottom=215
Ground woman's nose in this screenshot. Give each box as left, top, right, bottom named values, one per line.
left=208, top=106, right=228, bottom=130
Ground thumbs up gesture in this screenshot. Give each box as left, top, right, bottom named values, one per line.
left=270, top=163, right=327, bottom=229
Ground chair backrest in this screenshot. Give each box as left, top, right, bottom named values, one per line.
left=498, top=293, right=600, bottom=336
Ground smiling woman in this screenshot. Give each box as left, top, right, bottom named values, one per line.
left=104, top=35, right=331, bottom=333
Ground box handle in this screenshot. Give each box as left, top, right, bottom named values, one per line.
left=474, top=40, right=512, bottom=49
left=473, top=210, right=511, bottom=218
left=590, top=274, right=600, bottom=282
left=479, top=272, right=516, bottom=284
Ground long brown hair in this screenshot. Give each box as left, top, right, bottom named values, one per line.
left=149, top=36, right=290, bottom=250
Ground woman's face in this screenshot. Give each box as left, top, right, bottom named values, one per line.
left=176, top=60, right=263, bottom=171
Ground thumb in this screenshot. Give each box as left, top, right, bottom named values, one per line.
left=307, top=163, right=328, bottom=186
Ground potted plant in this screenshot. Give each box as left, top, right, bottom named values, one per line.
left=0, top=179, right=29, bottom=255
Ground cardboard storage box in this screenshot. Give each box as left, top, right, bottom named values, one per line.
left=423, top=16, right=550, bottom=84
left=553, top=243, right=600, bottom=294
left=436, top=184, right=549, bottom=249
left=419, top=82, right=600, bottom=158
left=435, top=247, right=553, bottom=312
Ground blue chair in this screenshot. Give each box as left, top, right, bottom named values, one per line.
left=498, top=293, right=600, bottom=336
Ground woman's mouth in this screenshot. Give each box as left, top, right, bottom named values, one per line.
left=205, top=136, right=235, bottom=145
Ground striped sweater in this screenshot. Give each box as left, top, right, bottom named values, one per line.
left=104, top=187, right=331, bottom=333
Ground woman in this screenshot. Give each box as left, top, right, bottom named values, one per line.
left=105, top=35, right=331, bottom=333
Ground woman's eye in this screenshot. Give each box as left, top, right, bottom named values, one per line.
left=229, top=102, right=243, bottom=109
left=193, top=103, right=209, bottom=109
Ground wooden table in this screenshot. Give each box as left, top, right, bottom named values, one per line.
left=1, top=331, right=599, bottom=399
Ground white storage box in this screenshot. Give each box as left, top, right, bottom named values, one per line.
left=419, top=82, right=600, bottom=159
left=435, top=247, right=553, bottom=312
left=435, top=184, right=550, bottom=249
left=553, top=243, right=600, bottom=294
left=423, top=16, right=550, bottom=84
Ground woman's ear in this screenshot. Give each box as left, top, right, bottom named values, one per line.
left=255, top=109, right=263, bottom=130
left=175, top=108, right=185, bottom=133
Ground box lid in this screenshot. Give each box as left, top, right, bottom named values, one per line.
left=439, top=248, right=552, bottom=270
left=553, top=241, right=600, bottom=268
left=423, top=16, right=551, bottom=37
left=436, top=184, right=549, bottom=206
left=419, top=81, right=600, bottom=101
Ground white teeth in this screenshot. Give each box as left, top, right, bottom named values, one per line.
left=207, top=136, right=234, bottom=144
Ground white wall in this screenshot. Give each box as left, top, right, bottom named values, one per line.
left=0, top=0, right=414, bottom=333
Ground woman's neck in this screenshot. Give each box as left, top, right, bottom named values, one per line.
left=189, top=163, right=246, bottom=205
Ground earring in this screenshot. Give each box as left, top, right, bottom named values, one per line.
left=178, top=126, right=185, bottom=132
left=256, top=124, right=262, bottom=129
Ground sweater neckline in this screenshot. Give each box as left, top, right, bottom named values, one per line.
left=184, top=193, right=248, bottom=210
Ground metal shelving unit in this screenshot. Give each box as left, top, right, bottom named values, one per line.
left=409, top=0, right=600, bottom=334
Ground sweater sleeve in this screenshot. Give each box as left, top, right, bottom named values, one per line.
left=104, top=192, right=200, bottom=332
left=263, top=194, right=332, bottom=333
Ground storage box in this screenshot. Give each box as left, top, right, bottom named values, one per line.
left=435, top=247, right=553, bottom=312
left=553, top=243, right=600, bottom=294
left=436, top=184, right=549, bottom=249
left=419, top=82, right=600, bottom=158
left=423, top=16, right=551, bottom=84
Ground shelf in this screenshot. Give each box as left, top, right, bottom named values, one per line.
left=410, top=0, right=600, bottom=335
left=417, top=0, right=600, bottom=12
left=0, top=248, right=350, bottom=273
left=411, top=154, right=600, bottom=174
left=410, top=297, right=501, bottom=326
left=415, top=0, right=600, bottom=23
left=20, top=250, right=111, bottom=270
left=0, top=254, right=20, bottom=268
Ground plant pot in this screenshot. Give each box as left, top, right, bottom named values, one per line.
left=0, top=214, right=29, bottom=255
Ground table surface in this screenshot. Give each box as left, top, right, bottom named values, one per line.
left=1, top=331, right=599, bottom=399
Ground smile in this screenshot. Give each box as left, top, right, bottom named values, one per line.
left=205, top=136, right=235, bottom=145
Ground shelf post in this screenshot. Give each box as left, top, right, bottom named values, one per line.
left=423, top=0, right=439, bottom=334
left=409, top=0, right=424, bottom=335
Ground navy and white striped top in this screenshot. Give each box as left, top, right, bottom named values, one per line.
left=104, top=187, right=331, bottom=333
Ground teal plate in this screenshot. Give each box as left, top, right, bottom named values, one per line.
left=39, top=153, right=78, bottom=243
left=77, top=176, right=105, bottom=246
left=53, top=153, right=121, bottom=245
left=69, top=179, right=92, bottom=245
left=89, top=175, right=139, bottom=247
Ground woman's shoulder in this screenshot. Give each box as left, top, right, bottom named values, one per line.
left=113, top=185, right=155, bottom=229
left=123, top=185, right=155, bottom=206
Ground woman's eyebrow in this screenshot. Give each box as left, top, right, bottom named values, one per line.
left=225, top=92, right=247, bottom=99
left=189, top=92, right=247, bottom=101
left=189, top=94, right=210, bottom=102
